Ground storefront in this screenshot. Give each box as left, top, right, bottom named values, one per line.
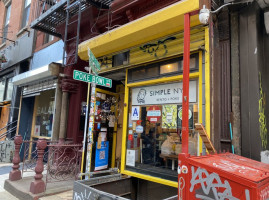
left=12, top=63, right=61, bottom=145
left=78, top=0, right=210, bottom=189
left=0, top=30, right=35, bottom=141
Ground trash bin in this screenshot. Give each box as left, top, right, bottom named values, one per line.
left=178, top=152, right=269, bottom=200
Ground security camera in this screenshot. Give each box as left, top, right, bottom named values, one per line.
left=199, top=5, right=210, bottom=25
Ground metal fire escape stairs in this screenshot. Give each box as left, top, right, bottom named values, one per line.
left=63, top=0, right=82, bottom=66
left=30, top=0, right=113, bottom=66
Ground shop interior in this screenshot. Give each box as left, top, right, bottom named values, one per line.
left=126, top=100, right=199, bottom=181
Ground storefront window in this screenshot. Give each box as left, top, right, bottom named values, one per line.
left=33, top=89, right=55, bottom=137
left=125, top=81, right=199, bottom=181
left=128, top=53, right=199, bottom=83
left=0, top=80, right=5, bottom=102
left=5, top=78, right=13, bottom=101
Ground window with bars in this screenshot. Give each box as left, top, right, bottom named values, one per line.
left=2, top=4, right=11, bottom=43
left=21, top=0, right=31, bottom=28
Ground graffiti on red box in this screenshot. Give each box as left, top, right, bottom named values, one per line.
left=260, top=185, right=269, bottom=200
left=190, top=167, right=250, bottom=200
left=212, top=160, right=260, bottom=175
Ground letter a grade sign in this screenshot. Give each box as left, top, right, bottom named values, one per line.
left=131, top=106, right=140, bottom=120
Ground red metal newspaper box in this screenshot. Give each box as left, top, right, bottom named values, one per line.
left=177, top=152, right=269, bottom=200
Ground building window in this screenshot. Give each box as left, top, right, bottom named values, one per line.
left=112, top=51, right=129, bottom=67
left=21, top=0, right=31, bottom=28
left=125, top=81, right=199, bottom=181
left=0, top=80, right=5, bottom=102
left=33, top=89, right=55, bottom=137
left=6, top=78, right=13, bottom=101
left=0, top=75, right=14, bottom=102
left=43, top=34, right=54, bottom=44
left=2, top=4, right=11, bottom=43
left=128, top=53, right=199, bottom=83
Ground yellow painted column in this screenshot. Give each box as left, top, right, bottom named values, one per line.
left=120, top=70, right=129, bottom=172
left=199, top=51, right=203, bottom=154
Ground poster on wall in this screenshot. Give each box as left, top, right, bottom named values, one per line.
left=147, top=105, right=161, bottom=123
left=132, top=81, right=197, bottom=105
left=162, top=105, right=177, bottom=129
left=177, top=105, right=193, bottom=129
left=34, top=125, right=40, bottom=136
left=94, top=141, right=109, bottom=171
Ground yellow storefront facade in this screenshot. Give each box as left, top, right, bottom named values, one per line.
left=78, top=0, right=210, bottom=188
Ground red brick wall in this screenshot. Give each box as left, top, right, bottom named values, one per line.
left=0, top=2, right=5, bottom=38
left=0, top=0, right=59, bottom=52
left=0, top=0, right=24, bottom=48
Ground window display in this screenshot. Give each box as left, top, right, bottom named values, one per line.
left=34, top=89, right=55, bottom=137
left=125, top=81, right=199, bottom=181
left=92, top=91, right=119, bottom=171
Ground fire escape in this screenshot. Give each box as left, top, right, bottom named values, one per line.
left=31, top=0, right=112, bottom=66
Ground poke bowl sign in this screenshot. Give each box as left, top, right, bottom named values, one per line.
left=73, top=70, right=112, bottom=88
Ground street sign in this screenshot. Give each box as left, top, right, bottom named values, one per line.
left=88, top=48, right=100, bottom=74
left=73, top=70, right=112, bottom=88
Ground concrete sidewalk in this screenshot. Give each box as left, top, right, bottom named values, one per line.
left=0, top=163, right=18, bottom=199
left=0, top=162, right=74, bottom=200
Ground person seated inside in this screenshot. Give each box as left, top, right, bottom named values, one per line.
left=141, top=120, right=155, bottom=164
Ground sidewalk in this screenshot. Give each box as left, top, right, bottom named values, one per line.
left=0, top=163, right=18, bottom=200
left=0, top=162, right=73, bottom=200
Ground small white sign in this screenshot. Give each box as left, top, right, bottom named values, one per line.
left=136, top=125, right=144, bottom=134
left=150, top=118, right=157, bottom=122
left=126, top=149, right=136, bottom=167
left=131, top=106, right=140, bottom=120
left=166, top=113, right=172, bottom=123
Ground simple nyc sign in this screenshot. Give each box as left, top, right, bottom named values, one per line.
left=73, top=70, right=112, bottom=88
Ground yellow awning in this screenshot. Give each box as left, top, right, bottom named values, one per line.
left=78, top=0, right=201, bottom=60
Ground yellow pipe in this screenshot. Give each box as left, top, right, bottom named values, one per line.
left=80, top=82, right=91, bottom=178
left=122, top=170, right=178, bottom=188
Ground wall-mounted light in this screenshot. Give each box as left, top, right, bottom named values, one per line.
left=199, top=5, right=210, bottom=25
left=199, top=1, right=254, bottom=25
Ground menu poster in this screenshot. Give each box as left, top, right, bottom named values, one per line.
left=177, top=105, right=193, bottom=129
left=162, top=105, right=177, bottom=129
